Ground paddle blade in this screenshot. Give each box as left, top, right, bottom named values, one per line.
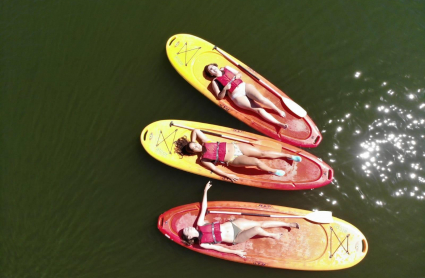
left=282, top=97, right=307, bottom=118
left=305, top=211, right=333, bottom=224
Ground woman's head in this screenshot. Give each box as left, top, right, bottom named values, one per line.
left=204, top=63, right=219, bottom=78
left=175, top=136, right=202, bottom=157
left=181, top=226, right=199, bottom=246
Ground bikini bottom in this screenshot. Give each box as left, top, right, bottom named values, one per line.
left=230, top=82, right=246, bottom=100
left=229, top=220, right=242, bottom=245
left=227, top=142, right=243, bottom=165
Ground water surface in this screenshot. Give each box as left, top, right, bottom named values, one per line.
left=1, top=1, right=424, bottom=277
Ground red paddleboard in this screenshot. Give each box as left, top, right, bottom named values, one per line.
left=158, top=201, right=368, bottom=271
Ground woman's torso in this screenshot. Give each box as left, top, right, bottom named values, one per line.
left=214, top=68, right=243, bottom=94
left=200, top=222, right=234, bottom=244
left=202, top=142, right=235, bottom=163
left=220, top=222, right=234, bottom=243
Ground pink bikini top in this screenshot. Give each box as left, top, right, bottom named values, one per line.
left=198, top=222, right=222, bottom=244
left=202, top=142, right=227, bottom=164
left=215, top=68, right=243, bottom=93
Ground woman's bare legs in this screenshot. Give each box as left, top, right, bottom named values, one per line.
left=228, top=144, right=294, bottom=173
left=232, top=218, right=298, bottom=230
left=245, top=84, right=286, bottom=118
left=231, top=218, right=299, bottom=244
left=232, top=96, right=287, bottom=129
left=234, top=226, right=282, bottom=244
left=230, top=156, right=278, bottom=173
left=237, top=144, right=293, bottom=159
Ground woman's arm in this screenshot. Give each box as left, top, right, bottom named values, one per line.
left=211, top=79, right=229, bottom=100
left=200, top=243, right=247, bottom=258
left=200, top=160, right=239, bottom=182
left=191, top=129, right=209, bottom=144
left=196, top=181, right=212, bottom=226
left=224, top=66, right=242, bottom=79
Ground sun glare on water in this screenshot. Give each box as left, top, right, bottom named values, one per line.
left=314, top=72, right=424, bottom=209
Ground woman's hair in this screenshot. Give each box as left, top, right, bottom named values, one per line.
left=174, top=136, right=196, bottom=157
left=204, top=63, right=218, bottom=78
left=181, top=231, right=197, bottom=246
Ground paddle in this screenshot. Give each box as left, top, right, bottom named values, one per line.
left=212, top=46, right=307, bottom=118
left=207, top=210, right=333, bottom=224
left=170, top=121, right=283, bottom=149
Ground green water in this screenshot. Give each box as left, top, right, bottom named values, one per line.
left=1, top=1, right=424, bottom=277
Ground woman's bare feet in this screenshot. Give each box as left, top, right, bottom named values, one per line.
left=278, top=122, right=288, bottom=129
left=277, top=110, right=286, bottom=118
left=271, top=233, right=283, bottom=240
left=290, top=223, right=300, bottom=229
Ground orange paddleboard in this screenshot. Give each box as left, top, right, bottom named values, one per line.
left=158, top=201, right=368, bottom=271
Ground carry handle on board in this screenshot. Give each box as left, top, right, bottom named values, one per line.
left=207, top=210, right=333, bottom=224
left=213, top=46, right=307, bottom=118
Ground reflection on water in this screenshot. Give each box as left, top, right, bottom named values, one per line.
left=357, top=86, right=424, bottom=202
left=321, top=72, right=424, bottom=205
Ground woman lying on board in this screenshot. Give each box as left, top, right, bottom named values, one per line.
left=181, top=181, right=299, bottom=258
left=175, top=129, right=301, bottom=182
left=205, top=63, right=288, bottom=129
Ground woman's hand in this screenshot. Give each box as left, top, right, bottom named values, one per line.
left=234, top=250, right=246, bottom=258
left=198, top=181, right=212, bottom=227
left=227, top=174, right=239, bottom=182
left=224, top=77, right=236, bottom=90
left=204, top=181, right=212, bottom=192
left=192, top=129, right=209, bottom=144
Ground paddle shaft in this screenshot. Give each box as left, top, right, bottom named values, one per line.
left=170, top=122, right=250, bottom=143
left=208, top=210, right=333, bottom=224
left=208, top=210, right=300, bottom=218
left=213, top=46, right=282, bottom=97
left=213, top=46, right=307, bottom=118
left=170, top=121, right=285, bottom=150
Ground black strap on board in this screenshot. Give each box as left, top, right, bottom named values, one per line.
left=329, top=226, right=350, bottom=258
left=177, top=42, right=201, bottom=66
left=156, top=129, right=178, bottom=154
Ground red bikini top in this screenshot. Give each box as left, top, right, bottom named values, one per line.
left=202, top=142, right=226, bottom=164
left=215, top=68, right=243, bottom=93
left=198, top=222, right=222, bottom=244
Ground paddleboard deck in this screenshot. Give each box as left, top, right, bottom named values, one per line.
left=141, top=120, right=333, bottom=190
left=158, top=201, right=368, bottom=271
left=166, top=34, right=322, bottom=148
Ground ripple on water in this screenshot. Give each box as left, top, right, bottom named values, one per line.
left=316, top=72, right=424, bottom=208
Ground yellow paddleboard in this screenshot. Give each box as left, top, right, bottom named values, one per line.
left=166, top=34, right=322, bottom=148
left=141, top=120, right=333, bottom=190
